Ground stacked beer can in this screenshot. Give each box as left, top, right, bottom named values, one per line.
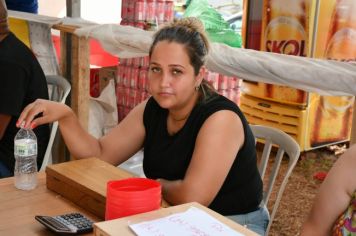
left=121, top=0, right=174, bottom=30
left=116, top=58, right=150, bottom=121
left=205, top=70, right=242, bottom=106
left=117, top=0, right=175, bottom=121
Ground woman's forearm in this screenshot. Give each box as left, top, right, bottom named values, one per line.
left=158, top=179, right=187, bottom=205
left=158, top=178, right=211, bottom=206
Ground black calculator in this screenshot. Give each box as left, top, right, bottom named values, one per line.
left=35, top=212, right=93, bottom=234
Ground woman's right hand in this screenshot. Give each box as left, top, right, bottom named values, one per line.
left=17, top=99, right=73, bottom=129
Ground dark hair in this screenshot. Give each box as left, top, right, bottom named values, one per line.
left=149, top=17, right=216, bottom=102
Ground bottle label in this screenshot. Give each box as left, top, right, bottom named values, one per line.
left=14, top=140, right=37, bottom=156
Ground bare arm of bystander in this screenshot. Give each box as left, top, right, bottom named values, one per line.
left=301, top=144, right=356, bottom=235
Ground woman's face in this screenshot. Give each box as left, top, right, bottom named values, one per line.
left=147, top=40, right=202, bottom=110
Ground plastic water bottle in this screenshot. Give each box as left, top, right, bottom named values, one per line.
left=14, top=127, right=38, bottom=190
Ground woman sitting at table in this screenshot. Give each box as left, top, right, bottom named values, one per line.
left=17, top=17, right=269, bottom=235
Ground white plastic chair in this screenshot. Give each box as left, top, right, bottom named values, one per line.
left=39, top=75, right=71, bottom=171
left=250, top=124, right=300, bottom=235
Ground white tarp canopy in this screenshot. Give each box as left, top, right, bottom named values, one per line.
left=75, top=23, right=356, bottom=96
left=8, top=10, right=356, bottom=96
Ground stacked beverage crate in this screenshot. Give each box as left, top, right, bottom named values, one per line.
left=205, top=70, right=242, bottom=106
left=120, top=0, right=174, bottom=29
left=116, top=57, right=150, bottom=121
left=117, top=0, right=175, bottom=121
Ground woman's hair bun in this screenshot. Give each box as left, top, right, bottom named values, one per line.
left=171, top=17, right=205, bottom=34
left=166, top=17, right=210, bottom=52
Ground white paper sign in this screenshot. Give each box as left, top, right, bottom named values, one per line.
left=129, top=207, right=245, bottom=236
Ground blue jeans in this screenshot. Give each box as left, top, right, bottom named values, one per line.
left=227, top=205, right=270, bottom=236
left=0, top=160, right=12, bottom=178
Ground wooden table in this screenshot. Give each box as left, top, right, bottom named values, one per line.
left=0, top=172, right=100, bottom=236
left=0, top=162, right=255, bottom=236
left=0, top=158, right=168, bottom=235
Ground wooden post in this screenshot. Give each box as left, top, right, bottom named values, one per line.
left=60, top=31, right=89, bottom=130
left=60, top=32, right=68, bottom=79
left=70, top=34, right=90, bottom=130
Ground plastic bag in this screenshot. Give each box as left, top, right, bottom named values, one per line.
left=183, top=0, right=242, bottom=48
left=88, top=79, right=118, bottom=138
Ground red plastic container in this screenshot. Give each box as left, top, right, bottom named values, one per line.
left=105, top=178, right=161, bottom=220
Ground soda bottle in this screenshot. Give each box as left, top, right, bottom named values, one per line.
left=14, top=126, right=38, bottom=190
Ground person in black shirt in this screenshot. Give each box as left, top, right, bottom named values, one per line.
left=0, top=0, right=49, bottom=177
left=18, top=17, right=268, bottom=234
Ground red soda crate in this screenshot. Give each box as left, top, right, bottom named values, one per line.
left=146, top=0, right=156, bottom=22
left=139, top=67, right=148, bottom=90
left=164, top=1, right=174, bottom=22
left=206, top=71, right=219, bottom=90
left=134, top=21, right=146, bottom=30
left=116, top=86, right=125, bottom=106
left=117, top=105, right=124, bottom=122
left=128, top=89, right=135, bottom=108
left=142, top=56, right=150, bottom=68
left=141, top=91, right=151, bottom=101
left=116, top=64, right=125, bottom=86
left=132, top=57, right=141, bottom=67
left=156, top=1, right=165, bottom=23
left=227, top=76, right=236, bottom=89
left=120, top=19, right=129, bottom=26
left=121, top=0, right=128, bottom=20
left=232, top=88, right=241, bottom=105
left=134, top=0, right=146, bottom=21
left=123, top=66, right=132, bottom=88
left=126, top=1, right=135, bottom=21
left=120, top=58, right=127, bottom=66
left=124, top=106, right=131, bottom=118
left=126, top=57, right=133, bottom=67
left=218, top=74, right=229, bottom=90
left=136, top=89, right=142, bottom=103
left=128, top=21, right=135, bottom=27
left=124, top=87, right=130, bottom=107
left=130, top=67, right=140, bottom=89
left=218, top=89, right=228, bottom=98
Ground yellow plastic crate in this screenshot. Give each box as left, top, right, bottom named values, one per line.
left=240, top=94, right=308, bottom=150
left=240, top=94, right=353, bottom=151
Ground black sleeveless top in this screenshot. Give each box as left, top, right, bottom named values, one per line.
left=143, top=94, right=262, bottom=215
